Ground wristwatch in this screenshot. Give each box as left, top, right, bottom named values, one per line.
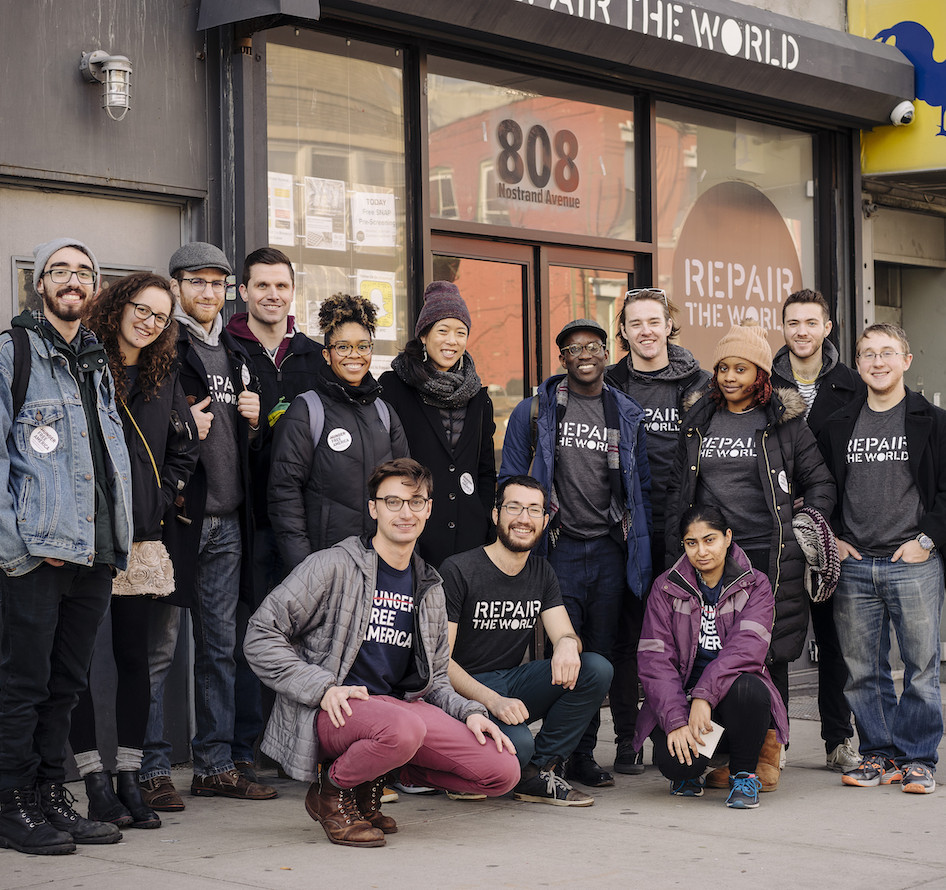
left=916, top=533, right=935, bottom=551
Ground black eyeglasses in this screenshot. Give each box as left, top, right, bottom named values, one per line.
left=500, top=503, right=545, bottom=518
left=179, top=277, right=227, bottom=293
left=373, top=495, right=430, bottom=512
left=129, top=301, right=172, bottom=330
left=330, top=342, right=373, bottom=357
left=624, top=287, right=668, bottom=307
left=44, top=268, right=96, bottom=285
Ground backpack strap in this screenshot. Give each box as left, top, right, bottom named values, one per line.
left=299, top=390, right=325, bottom=451
left=375, top=398, right=391, bottom=433
left=4, top=327, right=31, bottom=417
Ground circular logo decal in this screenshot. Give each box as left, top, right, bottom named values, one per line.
left=30, top=425, right=59, bottom=454
left=460, top=472, right=475, bottom=495
left=327, top=428, right=353, bottom=452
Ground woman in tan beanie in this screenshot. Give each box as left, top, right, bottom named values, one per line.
left=663, top=319, right=836, bottom=793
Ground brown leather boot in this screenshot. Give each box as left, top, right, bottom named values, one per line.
left=304, top=776, right=385, bottom=847
left=705, top=766, right=730, bottom=789
left=355, top=778, right=398, bottom=834
left=755, top=729, right=782, bottom=792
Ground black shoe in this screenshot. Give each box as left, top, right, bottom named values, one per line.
left=39, top=782, right=122, bottom=844
left=84, top=771, right=133, bottom=828
left=115, top=771, right=161, bottom=829
left=565, top=754, right=614, bottom=788
left=614, top=739, right=645, bottom=775
left=0, top=786, right=76, bottom=855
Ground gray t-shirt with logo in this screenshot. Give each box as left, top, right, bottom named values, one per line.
left=842, top=399, right=920, bottom=556
left=696, top=407, right=770, bottom=551
left=554, top=391, right=612, bottom=539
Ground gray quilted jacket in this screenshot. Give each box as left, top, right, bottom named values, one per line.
left=244, top=534, right=488, bottom=781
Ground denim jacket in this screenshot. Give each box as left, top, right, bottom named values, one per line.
left=0, top=321, right=133, bottom=575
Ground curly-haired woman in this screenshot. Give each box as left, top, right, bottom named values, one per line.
left=664, top=320, right=835, bottom=791
left=69, top=272, right=198, bottom=829
left=269, top=293, right=409, bottom=570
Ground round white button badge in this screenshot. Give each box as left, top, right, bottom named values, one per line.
left=459, top=472, right=475, bottom=495
left=30, top=426, right=59, bottom=454
left=327, top=428, right=353, bottom=452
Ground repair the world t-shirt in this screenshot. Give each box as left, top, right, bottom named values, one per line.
left=344, top=555, right=415, bottom=695
left=696, top=407, right=770, bottom=551
left=687, top=573, right=724, bottom=691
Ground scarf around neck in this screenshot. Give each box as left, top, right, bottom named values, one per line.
left=391, top=350, right=482, bottom=410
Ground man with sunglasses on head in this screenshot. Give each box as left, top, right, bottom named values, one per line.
left=245, top=458, right=519, bottom=847
left=500, top=318, right=651, bottom=789
left=0, top=239, right=133, bottom=854
left=605, top=287, right=709, bottom=774
left=139, top=242, right=276, bottom=813
left=441, top=475, right=612, bottom=807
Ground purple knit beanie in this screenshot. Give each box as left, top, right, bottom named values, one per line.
left=414, top=281, right=472, bottom=338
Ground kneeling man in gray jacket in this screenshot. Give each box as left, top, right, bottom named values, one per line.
left=245, top=457, right=519, bottom=847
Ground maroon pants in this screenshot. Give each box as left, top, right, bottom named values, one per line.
left=317, top=696, right=519, bottom=795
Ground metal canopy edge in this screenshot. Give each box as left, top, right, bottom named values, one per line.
left=198, top=0, right=320, bottom=30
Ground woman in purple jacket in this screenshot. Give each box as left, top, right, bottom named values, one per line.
left=633, top=505, right=788, bottom=809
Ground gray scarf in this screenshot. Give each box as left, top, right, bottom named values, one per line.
left=391, top=350, right=483, bottom=410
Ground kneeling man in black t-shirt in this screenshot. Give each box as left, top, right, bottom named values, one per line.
left=441, top=475, right=613, bottom=807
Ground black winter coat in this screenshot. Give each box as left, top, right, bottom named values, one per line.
left=378, top=370, right=496, bottom=567
left=268, top=369, right=410, bottom=571
left=665, top=387, right=836, bottom=664
left=171, top=326, right=258, bottom=607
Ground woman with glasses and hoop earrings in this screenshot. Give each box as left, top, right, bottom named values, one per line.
left=70, top=272, right=199, bottom=829
left=379, top=281, right=496, bottom=568
left=269, top=293, right=409, bottom=572
left=664, top=319, right=835, bottom=793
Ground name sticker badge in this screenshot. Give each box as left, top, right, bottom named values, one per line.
left=777, top=470, right=789, bottom=494
left=460, top=472, right=475, bottom=495
left=30, top=426, right=59, bottom=454
left=241, top=364, right=251, bottom=388
left=327, top=428, right=353, bottom=452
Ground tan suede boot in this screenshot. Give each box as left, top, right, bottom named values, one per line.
left=705, top=766, right=730, bottom=789
left=304, top=775, right=386, bottom=847
left=755, top=729, right=782, bottom=792
left=355, top=778, right=398, bottom=834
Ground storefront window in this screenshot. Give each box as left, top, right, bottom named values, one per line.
left=266, top=30, right=407, bottom=370
left=428, top=61, right=636, bottom=242
left=655, top=103, right=814, bottom=366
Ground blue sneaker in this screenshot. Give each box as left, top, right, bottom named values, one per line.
left=726, top=772, right=761, bottom=809
left=670, top=776, right=704, bottom=797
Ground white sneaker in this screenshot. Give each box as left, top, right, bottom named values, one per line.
left=826, top=739, right=861, bottom=773
left=392, top=781, right=438, bottom=795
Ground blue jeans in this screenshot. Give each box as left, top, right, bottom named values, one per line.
left=834, top=552, right=944, bottom=768
left=548, top=532, right=625, bottom=757
left=473, top=653, right=613, bottom=770
left=141, top=600, right=183, bottom=780
left=189, top=513, right=242, bottom=777
left=0, top=562, right=112, bottom=791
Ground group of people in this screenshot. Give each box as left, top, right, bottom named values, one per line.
left=0, top=236, right=943, bottom=856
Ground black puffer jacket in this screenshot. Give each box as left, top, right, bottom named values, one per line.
left=665, top=386, right=836, bottom=664
left=268, top=368, right=410, bottom=570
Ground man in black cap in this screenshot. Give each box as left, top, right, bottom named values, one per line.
left=139, top=242, right=276, bottom=811
left=0, top=238, right=133, bottom=854
left=499, top=318, right=651, bottom=788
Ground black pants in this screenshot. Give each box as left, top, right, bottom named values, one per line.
left=743, top=547, right=790, bottom=712
left=651, top=673, right=772, bottom=780
left=0, top=562, right=112, bottom=791
left=810, top=596, right=854, bottom=751
left=70, top=595, right=152, bottom=755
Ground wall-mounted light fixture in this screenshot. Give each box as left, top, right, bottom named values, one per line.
left=79, top=50, right=133, bottom=121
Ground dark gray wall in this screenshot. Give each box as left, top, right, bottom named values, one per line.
left=0, top=0, right=210, bottom=198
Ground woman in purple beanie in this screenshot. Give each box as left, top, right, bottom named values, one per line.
left=379, top=281, right=496, bottom=567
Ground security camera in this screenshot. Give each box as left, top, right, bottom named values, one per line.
left=890, top=101, right=916, bottom=126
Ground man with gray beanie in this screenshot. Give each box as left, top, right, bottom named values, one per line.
left=139, top=242, right=276, bottom=810
left=0, top=239, right=133, bottom=854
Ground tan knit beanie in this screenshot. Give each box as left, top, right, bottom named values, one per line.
left=711, top=319, right=772, bottom=373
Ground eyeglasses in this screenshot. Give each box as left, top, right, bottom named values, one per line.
left=373, top=495, right=430, bottom=512
left=857, top=350, right=906, bottom=363
left=330, top=341, right=373, bottom=357
left=560, top=340, right=605, bottom=357
left=129, top=301, right=172, bottom=330
left=500, top=502, right=545, bottom=518
left=625, top=287, right=668, bottom=307
left=43, top=268, right=96, bottom=285
left=179, top=277, right=227, bottom=293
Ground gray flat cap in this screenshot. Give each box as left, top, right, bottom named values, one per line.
left=168, top=242, right=232, bottom=277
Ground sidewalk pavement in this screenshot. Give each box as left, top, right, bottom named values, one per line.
left=7, top=702, right=946, bottom=890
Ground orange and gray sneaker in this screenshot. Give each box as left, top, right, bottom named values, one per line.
left=901, top=763, right=936, bottom=794
left=841, top=753, right=903, bottom=787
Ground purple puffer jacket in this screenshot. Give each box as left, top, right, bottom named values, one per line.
left=632, top=543, right=789, bottom=750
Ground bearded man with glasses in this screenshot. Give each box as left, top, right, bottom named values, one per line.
left=245, top=458, right=519, bottom=847
left=500, top=318, right=652, bottom=789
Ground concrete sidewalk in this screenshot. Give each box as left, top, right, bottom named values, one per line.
left=7, top=707, right=946, bottom=890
